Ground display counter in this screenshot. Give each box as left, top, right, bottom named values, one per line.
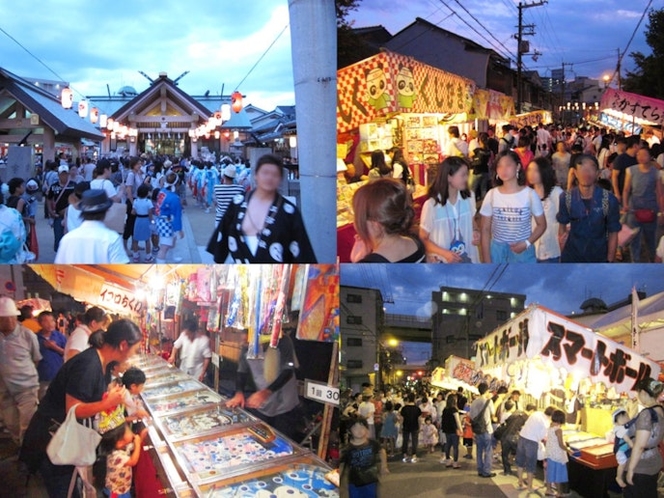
left=130, top=354, right=338, bottom=497
left=563, top=428, right=618, bottom=498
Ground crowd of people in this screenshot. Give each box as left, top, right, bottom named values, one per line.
left=339, top=378, right=664, bottom=498
left=0, top=149, right=316, bottom=263
left=347, top=123, right=664, bottom=263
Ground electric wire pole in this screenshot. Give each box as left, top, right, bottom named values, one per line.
left=516, top=1, right=547, bottom=113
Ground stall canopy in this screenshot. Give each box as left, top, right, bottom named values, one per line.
left=474, top=304, right=660, bottom=397
left=431, top=355, right=480, bottom=394
left=337, top=50, right=477, bottom=134
left=510, top=110, right=552, bottom=128
left=599, top=88, right=664, bottom=127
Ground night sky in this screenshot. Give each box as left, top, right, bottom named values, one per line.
left=0, top=0, right=294, bottom=111
left=349, top=0, right=652, bottom=83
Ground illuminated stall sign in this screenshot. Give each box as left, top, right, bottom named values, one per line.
left=600, top=88, right=664, bottom=125
left=99, top=283, right=143, bottom=315
left=446, top=355, right=505, bottom=392
left=475, top=306, right=660, bottom=394
left=337, top=50, right=476, bottom=134
left=471, top=89, right=515, bottom=121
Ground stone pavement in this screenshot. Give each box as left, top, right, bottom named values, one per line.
left=30, top=191, right=215, bottom=264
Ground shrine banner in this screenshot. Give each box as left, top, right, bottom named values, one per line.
left=600, top=88, right=664, bottom=125
left=475, top=306, right=660, bottom=394
left=337, top=51, right=476, bottom=133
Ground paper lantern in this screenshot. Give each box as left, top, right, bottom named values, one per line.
left=61, top=88, right=73, bottom=109
left=106, top=118, right=114, bottom=131
left=99, top=114, right=108, bottom=128
left=220, top=104, right=231, bottom=122
left=289, top=136, right=297, bottom=148
left=231, top=91, right=243, bottom=113
left=214, top=131, right=220, bottom=139
left=233, top=130, right=239, bottom=140
left=90, top=107, right=99, bottom=124
left=78, top=100, right=88, bottom=118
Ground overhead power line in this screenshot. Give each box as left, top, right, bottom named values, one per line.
left=233, top=23, right=289, bottom=92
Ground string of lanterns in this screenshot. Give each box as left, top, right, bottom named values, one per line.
left=61, top=86, right=245, bottom=142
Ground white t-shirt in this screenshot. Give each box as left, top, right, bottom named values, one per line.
left=64, top=324, right=91, bottom=360
left=480, top=187, right=544, bottom=243
left=54, top=220, right=130, bottom=264
left=83, top=163, right=96, bottom=182
left=532, top=186, right=563, bottom=260
left=420, top=194, right=480, bottom=263
left=90, top=178, right=117, bottom=199
left=446, top=138, right=468, bottom=158
left=519, top=411, right=550, bottom=443
left=358, top=401, right=375, bottom=425
left=65, top=205, right=83, bottom=233
left=173, top=332, right=212, bottom=379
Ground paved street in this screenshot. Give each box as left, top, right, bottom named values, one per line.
left=378, top=447, right=604, bottom=498
left=31, top=190, right=216, bottom=264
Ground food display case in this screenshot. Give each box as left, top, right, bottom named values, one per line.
left=134, top=355, right=338, bottom=497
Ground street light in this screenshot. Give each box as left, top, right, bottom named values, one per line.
left=387, top=338, right=399, bottom=347
left=603, top=74, right=611, bottom=89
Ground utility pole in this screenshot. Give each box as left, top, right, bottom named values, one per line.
left=617, top=48, right=622, bottom=90
left=560, top=62, right=573, bottom=123
left=516, top=1, right=547, bottom=114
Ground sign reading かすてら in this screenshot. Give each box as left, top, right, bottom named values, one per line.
left=98, top=283, right=143, bottom=315
left=475, top=306, right=659, bottom=394
left=600, top=88, right=664, bottom=125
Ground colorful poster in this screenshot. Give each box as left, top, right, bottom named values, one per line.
left=600, top=88, right=664, bottom=124
left=475, top=306, right=660, bottom=394
left=337, top=51, right=476, bottom=133
left=296, top=264, right=339, bottom=342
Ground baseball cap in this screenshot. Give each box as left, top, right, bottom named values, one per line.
left=58, top=165, right=69, bottom=174
left=26, top=179, right=39, bottom=191
left=222, top=165, right=236, bottom=178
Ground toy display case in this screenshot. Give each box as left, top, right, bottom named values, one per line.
left=153, top=403, right=254, bottom=440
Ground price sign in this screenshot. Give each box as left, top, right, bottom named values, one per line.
left=211, top=353, right=220, bottom=368
left=304, top=379, right=339, bottom=406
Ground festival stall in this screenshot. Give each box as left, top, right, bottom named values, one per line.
left=473, top=304, right=660, bottom=498
left=509, top=110, right=552, bottom=129
left=335, top=51, right=515, bottom=262
left=430, top=356, right=481, bottom=395
left=27, top=264, right=340, bottom=497
left=598, top=88, right=664, bottom=135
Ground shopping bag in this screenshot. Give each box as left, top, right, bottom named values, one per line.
left=104, top=202, right=127, bottom=234
left=46, top=404, right=101, bottom=466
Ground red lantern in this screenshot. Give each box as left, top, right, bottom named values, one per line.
left=231, top=91, right=243, bottom=113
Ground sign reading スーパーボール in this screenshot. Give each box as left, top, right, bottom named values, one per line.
left=304, top=379, right=339, bottom=406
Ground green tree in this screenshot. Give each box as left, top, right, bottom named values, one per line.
left=336, top=0, right=374, bottom=69
left=623, top=8, right=664, bottom=99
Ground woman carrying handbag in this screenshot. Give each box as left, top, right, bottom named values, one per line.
left=20, top=319, right=142, bottom=498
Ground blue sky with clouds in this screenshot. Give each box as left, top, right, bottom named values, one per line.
left=0, top=0, right=294, bottom=111
left=348, top=0, right=653, bottom=83
left=341, top=264, right=664, bottom=317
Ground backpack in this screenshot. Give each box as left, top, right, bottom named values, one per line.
left=565, top=188, right=609, bottom=218
left=500, top=136, right=514, bottom=151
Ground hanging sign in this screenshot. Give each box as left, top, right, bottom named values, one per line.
left=600, top=88, right=664, bottom=125
left=337, top=50, right=476, bottom=133
left=475, top=306, right=660, bottom=394
left=304, top=379, right=339, bottom=406
left=98, top=283, right=143, bottom=315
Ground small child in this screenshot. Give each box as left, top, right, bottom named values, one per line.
left=462, top=411, right=474, bottom=459
left=64, top=181, right=90, bottom=233
left=99, top=422, right=145, bottom=498
left=545, top=409, right=569, bottom=497
left=612, top=408, right=635, bottom=488
left=131, top=183, right=154, bottom=262
left=106, top=360, right=130, bottom=386
left=340, top=416, right=388, bottom=498
left=122, top=367, right=150, bottom=424
left=150, top=187, right=161, bottom=257
left=380, top=401, right=399, bottom=458
left=421, top=416, right=438, bottom=453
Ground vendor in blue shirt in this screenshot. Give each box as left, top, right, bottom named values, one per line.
left=557, top=154, right=621, bottom=262
left=35, top=311, right=67, bottom=400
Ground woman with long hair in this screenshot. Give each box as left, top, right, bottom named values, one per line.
left=526, top=157, right=563, bottom=263
left=420, top=156, right=479, bottom=263
left=351, top=178, right=425, bottom=263
left=367, top=150, right=393, bottom=180
left=479, top=151, right=546, bottom=263
left=207, top=154, right=316, bottom=263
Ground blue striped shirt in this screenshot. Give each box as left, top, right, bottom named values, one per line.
left=480, top=187, right=544, bottom=243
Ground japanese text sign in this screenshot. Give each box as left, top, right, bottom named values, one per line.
left=600, top=88, right=664, bottom=125
left=475, top=306, right=659, bottom=394
left=98, top=283, right=143, bottom=315
left=337, top=50, right=476, bottom=133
